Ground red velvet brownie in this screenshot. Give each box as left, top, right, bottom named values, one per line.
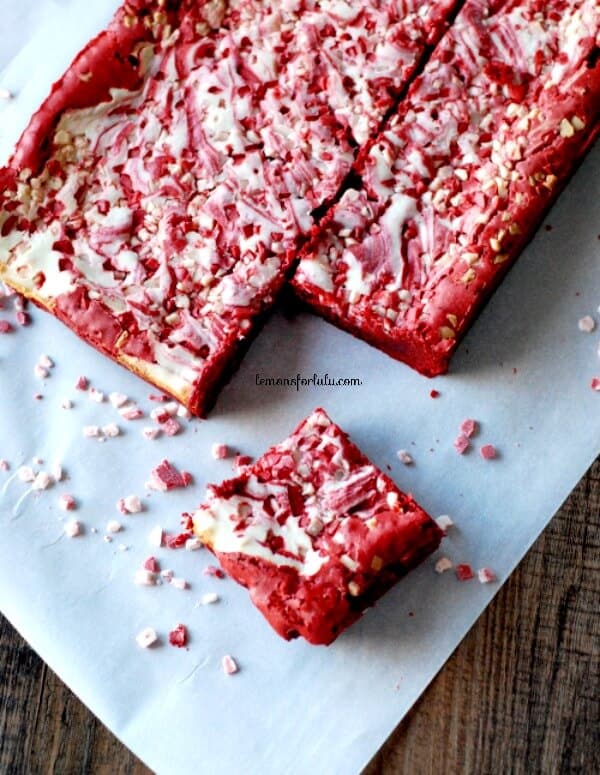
left=193, top=408, right=443, bottom=645
left=293, top=0, right=600, bottom=376
left=0, top=0, right=461, bottom=415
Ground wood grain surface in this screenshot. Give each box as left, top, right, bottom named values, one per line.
left=1, top=459, right=598, bottom=775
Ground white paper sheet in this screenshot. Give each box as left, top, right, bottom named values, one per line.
left=0, top=3, right=599, bottom=773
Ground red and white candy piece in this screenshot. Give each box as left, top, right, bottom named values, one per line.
left=477, top=567, right=496, bottom=583
left=118, top=495, right=143, bottom=514
left=480, top=444, right=497, bottom=460
left=64, top=520, right=82, bottom=538
left=168, top=624, right=188, bottom=648
left=59, top=494, right=76, bottom=511
left=222, top=655, right=239, bottom=675
left=136, top=627, right=158, bottom=649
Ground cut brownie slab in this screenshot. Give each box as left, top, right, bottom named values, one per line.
left=292, top=0, right=600, bottom=376
left=194, top=408, right=443, bottom=645
left=0, top=0, right=461, bottom=415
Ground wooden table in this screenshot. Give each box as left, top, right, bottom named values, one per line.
left=1, top=459, right=598, bottom=774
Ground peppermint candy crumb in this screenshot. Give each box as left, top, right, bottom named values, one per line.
left=0, top=88, right=13, bottom=100
left=434, top=557, right=453, bottom=574
left=64, top=520, right=82, bottom=538
left=109, top=392, right=128, bottom=408
left=142, top=427, right=161, bottom=440
left=149, top=526, right=164, bottom=547
left=17, top=466, right=35, bottom=482
left=455, top=563, right=474, bottom=581
left=134, top=569, right=157, bottom=586
left=168, top=624, right=188, bottom=648
left=59, top=494, right=76, bottom=511
left=397, top=449, right=413, bottom=465
left=106, top=520, right=123, bottom=534
left=32, top=471, right=52, bottom=491
left=211, top=443, right=229, bottom=460
left=118, top=495, right=143, bottom=514
left=200, top=592, right=219, bottom=605
left=136, top=627, right=158, bottom=649
left=222, top=655, right=239, bottom=675
left=75, top=376, right=89, bottom=391
left=591, top=378, right=600, bottom=392
left=454, top=434, right=470, bottom=454
left=149, top=459, right=192, bottom=491
left=143, top=556, right=160, bottom=573
left=435, top=514, right=454, bottom=534
left=480, top=444, right=497, bottom=460
left=102, top=423, right=121, bottom=438
left=83, top=425, right=101, bottom=438
left=185, top=538, right=203, bottom=551
left=460, top=419, right=478, bottom=438
left=171, top=577, right=188, bottom=590
left=578, top=315, right=595, bottom=333
left=478, top=567, right=496, bottom=583
left=0, top=460, right=9, bottom=471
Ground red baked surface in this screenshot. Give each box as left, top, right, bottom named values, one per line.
left=194, top=408, right=443, bottom=645
left=0, top=0, right=461, bottom=414
left=292, top=0, right=600, bottom=376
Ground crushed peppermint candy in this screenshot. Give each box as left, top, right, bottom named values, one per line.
left=185, top=537, right=203, bottom=551
left=434, top=557, right=453, bottom=574
left=142, top=427, right=161, bottom=440
left=162, top=417, right=182, bottom=436
left=578, top=315, right=595, bottom=333
left=168, top=624, right=188, bottom=648
left=134, top=569, right=157, bottom=586
left=15, top=311, right=30, bottom=326
left=455, top=564, right=474, bottom=581
left=211, top=443, right=229, bottom=460
left=17, top=466, right=35, bottom=482
left=150, top=407, right=170, bottom=423
left=160, top=569, right=174, bottom=582
left=149, top=459, right=192, bottom=491
left=0, top=460, right=9, bottom=472
left=64, top=520, right=82, bottom=538
left=170, top=577, right=188, bottom=591
left=143, top=556, right=160, bottom=573
left=33, top=364, right=49, bottom=380
left=204, top=565, right=225, bottom=579
left=454, top=435, right=470, bottom=455
left=200, top=592, right=219, bottom=605
left=0, top=321, right=14, bottom=333
left=102, top=423, right=121, bottom=438
left=109, top=392, right=128, bottom=408
left=591, top=378, right=600, bottom=392
left=75, top=376, right=89, bottom=391
left=136, top=627, right=158, bottom=649
left=89, top=387, right=105, bottom=403
left=106, top=520, right=123, bottom=534
left=460, top=419, right=478, bottom=438
left=38, top=354, right=54, bottom=369
left=58, top=494, right=76, bottom=511
left=118, top=495, right=143, bottom=514
left=50, top=462, right=63, bottom=481
left=222, top=655, right=239, bottom=675
left=61, top=399, right=73, bottom=409
left=83, top=425, right=101, bottom=438
left=478, top=567, right=496, bottom=583
left=480, top=444, right=497, bottom=460
left=32, top=471, right=52, bottom=491
left=120, top=405, right=144, bottom=421
left=397, top=449, right=413, bottom=465
left=148, top=526, right=164, bottom=547
left=435, top=515, right=454, bottom=534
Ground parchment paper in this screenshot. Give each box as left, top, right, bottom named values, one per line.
left=0, top=3, right=598, bottom=773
